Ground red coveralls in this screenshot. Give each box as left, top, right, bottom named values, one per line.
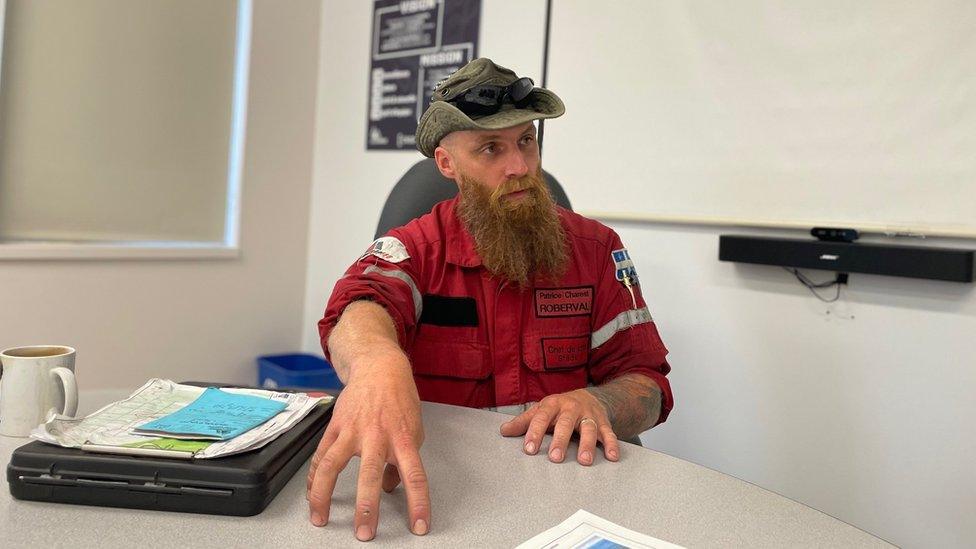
left=319, top=197, right=673, bottom=425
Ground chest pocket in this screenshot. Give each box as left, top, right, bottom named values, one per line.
left=523, top=286, right=593, bottom=373
left=521, top=315, right=591, bottom=398
left=521, top=316, right=591, bottom=373
left=410, top=318, right=491, bottom=380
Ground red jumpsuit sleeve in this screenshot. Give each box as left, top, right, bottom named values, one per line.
left=588, top=230, right=674, bottom=425
left=318, top=230, right=423, bottom=363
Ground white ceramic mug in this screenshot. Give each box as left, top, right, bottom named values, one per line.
left=0, top=345, right=78, bottom=437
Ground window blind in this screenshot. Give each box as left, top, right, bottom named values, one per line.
left=0, top=0, right=240, bottom=243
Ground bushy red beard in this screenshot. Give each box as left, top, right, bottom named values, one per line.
left=456, top=167, right=567, bottom=287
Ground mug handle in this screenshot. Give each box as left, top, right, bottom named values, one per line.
left=50, top=367, right=78, bottom=417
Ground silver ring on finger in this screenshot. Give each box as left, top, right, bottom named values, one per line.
left=578, top=416, right=597, bottom=429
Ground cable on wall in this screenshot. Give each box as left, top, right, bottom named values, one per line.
left=782, top=267, right=847, bottom=303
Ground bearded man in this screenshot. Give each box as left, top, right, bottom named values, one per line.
left=307, top=58, right=673, bottom=542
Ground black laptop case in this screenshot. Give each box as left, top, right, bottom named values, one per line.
left=6, top=384, right=333, bottom=516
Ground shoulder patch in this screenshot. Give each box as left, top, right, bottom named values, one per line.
left=612, top=248, right=639, bottom=286
left=362, top=236, right=410, bottom=264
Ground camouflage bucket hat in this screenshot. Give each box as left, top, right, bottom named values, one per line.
left=415, top=58, right=565, bottom=157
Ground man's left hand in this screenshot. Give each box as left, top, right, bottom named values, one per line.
left=499, top=389, right=620, bottom=466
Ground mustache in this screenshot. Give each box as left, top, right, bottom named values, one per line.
left=489, top=174, right=546, bottom=202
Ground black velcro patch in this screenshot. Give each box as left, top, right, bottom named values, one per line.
left=420, top=295, right=479, bottom=327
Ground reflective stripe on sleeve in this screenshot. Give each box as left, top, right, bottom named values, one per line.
left=591, top=307, right=654, bottom=350
left=363, top=265, right=423, bottom=321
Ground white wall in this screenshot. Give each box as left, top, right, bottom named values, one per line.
left=628, top=225, right=976, bottom=549
left=0, top=0, right=321, bottom=389
left=302, top=2, right=976, bottom=548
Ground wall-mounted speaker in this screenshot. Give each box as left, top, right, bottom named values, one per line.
left=719, top=235, right=975, bottom=283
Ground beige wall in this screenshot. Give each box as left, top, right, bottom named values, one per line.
left=0, top=0, right=321, bottom=389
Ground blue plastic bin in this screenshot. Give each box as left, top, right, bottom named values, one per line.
left=257, top=353, right=343, bottom=390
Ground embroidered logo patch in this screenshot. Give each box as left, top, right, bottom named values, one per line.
left=534, top=286, right=593, bottom=318
left=362, top=236, right=409, bottom=263
left=612, top=248, right=639, bottom=286
left=540, top=336, right=590, bottom=370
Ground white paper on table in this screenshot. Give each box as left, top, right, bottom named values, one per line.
left=30, top=378, right=332, bottom=459
left=516, top=509, right=685, bottom=549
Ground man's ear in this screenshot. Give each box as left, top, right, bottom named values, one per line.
left=433, top=145, right=458, bottom=182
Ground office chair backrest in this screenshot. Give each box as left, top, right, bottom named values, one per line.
left=374, top=158, right=572, bottom=239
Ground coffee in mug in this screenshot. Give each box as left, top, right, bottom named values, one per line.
left=0, top=345, right=79, bottom=437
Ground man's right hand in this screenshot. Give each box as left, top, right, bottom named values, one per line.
left=307, top=301, right=430, bottom=542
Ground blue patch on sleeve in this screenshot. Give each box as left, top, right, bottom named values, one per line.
left=612, top=248, right=639, bottom=285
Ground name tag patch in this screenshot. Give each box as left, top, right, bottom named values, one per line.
left=540, top=336, right=590, bottom=370
left=534, top=286, right=593, bottom=318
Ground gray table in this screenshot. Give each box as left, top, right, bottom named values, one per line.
left=2, top=394, right=891, bottom=548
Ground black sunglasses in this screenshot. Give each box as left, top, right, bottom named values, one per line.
left=445, top=77, right=535, bottom=117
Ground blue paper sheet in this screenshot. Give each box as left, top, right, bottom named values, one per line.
left=134, top=387, right=288, bottom=441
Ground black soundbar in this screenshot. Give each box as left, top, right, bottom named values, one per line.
left=719, top=235, right=975, bottom=283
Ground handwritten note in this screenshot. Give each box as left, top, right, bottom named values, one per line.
left=134, top=387, right=287, bottom=441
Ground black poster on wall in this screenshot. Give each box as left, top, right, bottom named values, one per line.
left=366, top=0, right=481, bottom=151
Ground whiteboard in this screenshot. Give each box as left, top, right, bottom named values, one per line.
left=542, top=1, right=976, bottom=238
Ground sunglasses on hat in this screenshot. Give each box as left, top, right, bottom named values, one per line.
left=444, top=77, right=535, bottom=117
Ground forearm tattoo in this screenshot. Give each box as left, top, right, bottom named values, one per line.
left=586, top=374, right=662, bottom=440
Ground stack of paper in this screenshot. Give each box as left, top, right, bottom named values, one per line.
left=31, top=379, right=333, bottom=459
left=517, top=510, right=685, bottom=549
left=133, top=387, right=289, bottom=441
